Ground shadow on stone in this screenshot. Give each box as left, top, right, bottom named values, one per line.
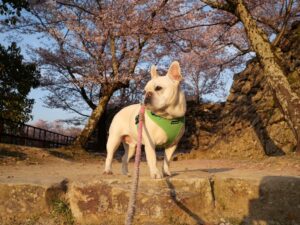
left=165, top=178, right=205, bottom=225
left=202, top=168, right=233, bottom=173
left=241, top=176, right=300, bottom=225
left=174, top=168, right=233, bottom=174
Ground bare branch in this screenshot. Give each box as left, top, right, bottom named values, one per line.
left=273, top=0, right=294, bottom=46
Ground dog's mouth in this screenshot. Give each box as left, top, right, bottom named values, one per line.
left=144, top=98, right=151, bottom=105
left=143, top=93, right=167, bottom=113
left=143, top=93, right=152, bottom=105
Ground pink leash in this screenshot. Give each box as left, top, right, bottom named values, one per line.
left=125, top=104, right=145, bottom=225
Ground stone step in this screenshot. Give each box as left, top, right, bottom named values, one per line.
left=0, top=160, right=299, bottom=225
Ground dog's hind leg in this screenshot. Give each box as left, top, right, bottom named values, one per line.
left=104, top=135, right=121, bottom=175
left=122, top=142, right=136, bottom=176
left=122, top=143, right=129, bottom=175
left=163, top=145, right=177, bottom=177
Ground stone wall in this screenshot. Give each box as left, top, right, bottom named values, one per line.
left=180, top=22, right=300, bottom=158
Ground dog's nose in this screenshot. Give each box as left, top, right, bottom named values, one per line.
left=146, top=92, right=153, bottom=98
left=144, top=91, right=153, bottom=104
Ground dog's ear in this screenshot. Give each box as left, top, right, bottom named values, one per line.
left=150, top=65, right=159, bottom=79
left=167, top=61, right=182, bottom=82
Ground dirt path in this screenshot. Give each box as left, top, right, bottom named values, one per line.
left=1, top=156, right=300, bottom=186
left=1, top=143, right=300, bottom=184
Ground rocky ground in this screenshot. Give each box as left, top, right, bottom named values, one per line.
left=0, top=143, right=300, bottom=225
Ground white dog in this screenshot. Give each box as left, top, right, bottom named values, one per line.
left=104, top=61, right=186, bottom=179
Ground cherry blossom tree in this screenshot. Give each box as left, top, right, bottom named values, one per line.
left=7, top=0, right=215, bottom=149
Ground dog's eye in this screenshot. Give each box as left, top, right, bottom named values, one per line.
left=155, top=86, right=162, bottom=91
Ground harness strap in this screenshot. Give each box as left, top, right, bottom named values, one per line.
left=135, top=110, right=185, bottom=148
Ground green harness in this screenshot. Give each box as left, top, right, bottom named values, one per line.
left=135, top=110, right=185, bottom=148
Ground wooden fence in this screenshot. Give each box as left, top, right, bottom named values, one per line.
left=0, top=118, right=75, bottom=148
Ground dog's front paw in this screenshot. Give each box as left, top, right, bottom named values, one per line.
left=150, top=169, right=163, bottom=179
left=163, top=164, right=172, bottom=177
left=103, top=170, right=113, bottom=175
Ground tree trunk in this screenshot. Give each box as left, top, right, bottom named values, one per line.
left=73, top=94, right=111, bottom=148
left=96, top=109, right=108, bottom=152
left=232, top=0, right=300, bottom=152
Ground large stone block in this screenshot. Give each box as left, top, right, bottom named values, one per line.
left=0, top=184, right=48, bottom=224
left=67, top=177, right=214, bottom=225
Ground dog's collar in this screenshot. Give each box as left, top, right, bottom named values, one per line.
left=135, top=110, right=185, bottom=148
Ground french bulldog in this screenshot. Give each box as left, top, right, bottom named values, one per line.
left=104, top=61, right=186, bottom=179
